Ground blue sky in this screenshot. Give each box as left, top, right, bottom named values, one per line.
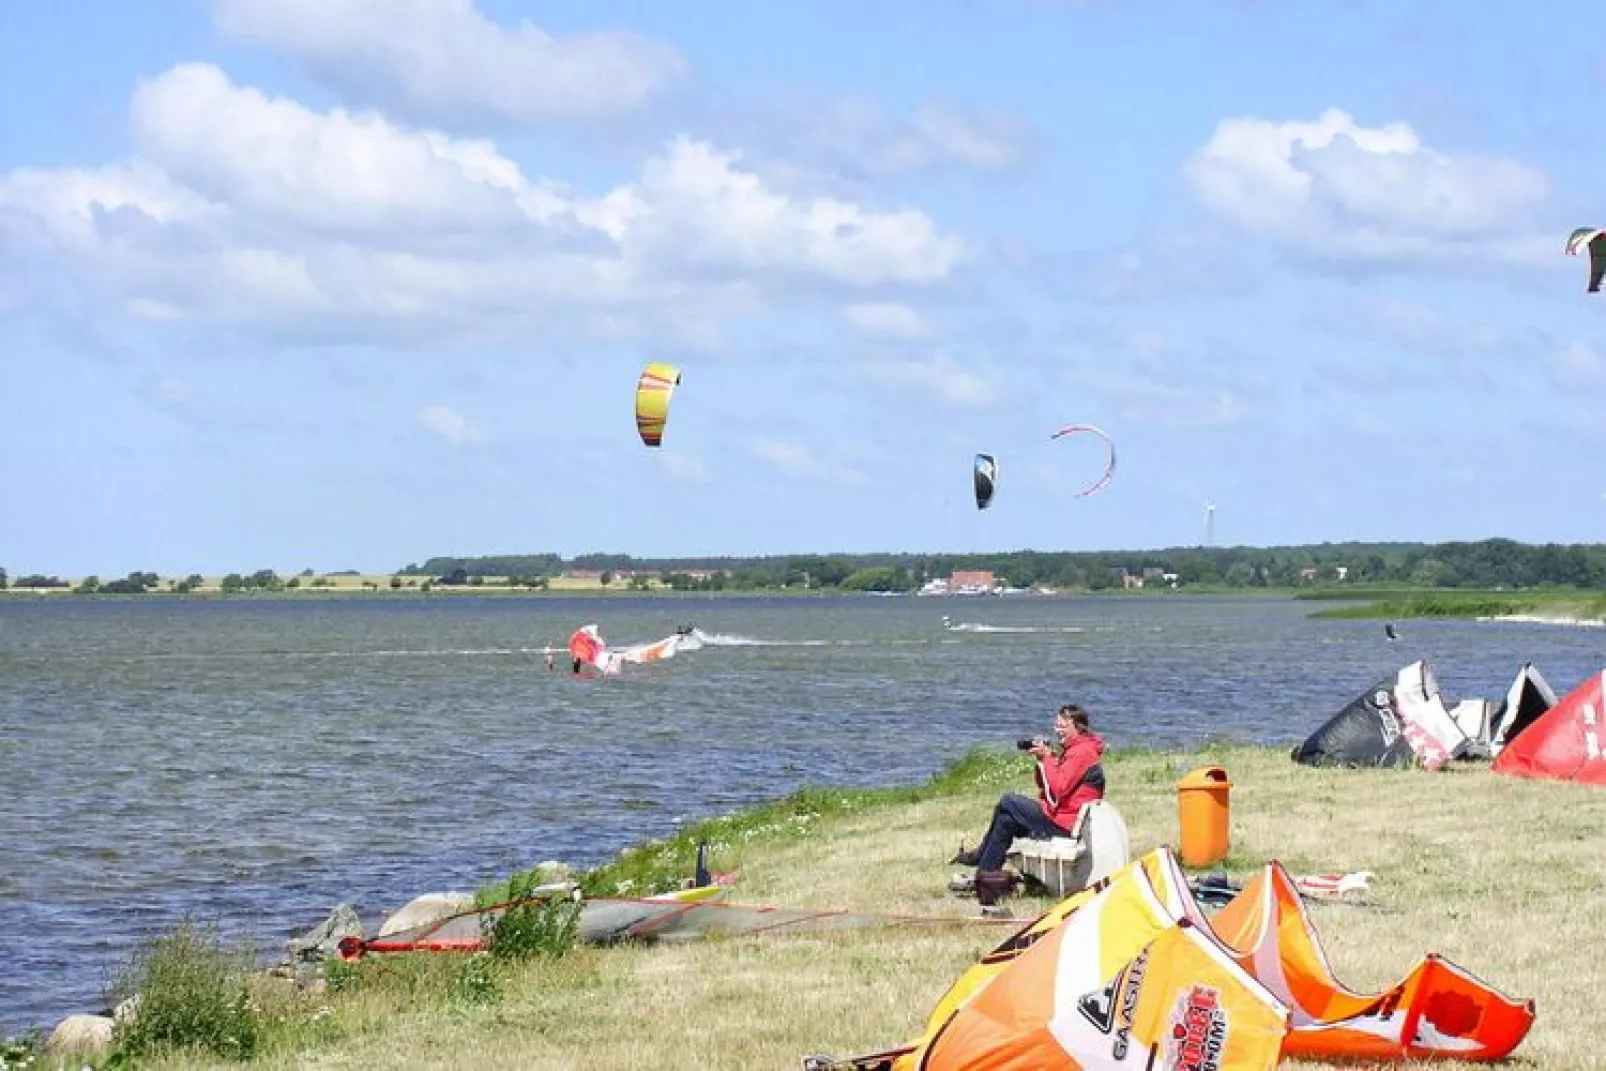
left=4, top=0, right=1606, bottom=576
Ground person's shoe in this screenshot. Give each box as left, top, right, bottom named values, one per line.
left=949, top=847, right=982, bottom=867
left=974, top=869, right=1016, bottom=907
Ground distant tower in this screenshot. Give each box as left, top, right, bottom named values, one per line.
left=1204, top=503, right=1216, bottom=548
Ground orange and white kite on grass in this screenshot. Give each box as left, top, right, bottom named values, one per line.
left=813, top=848, right=1534, bottom=1070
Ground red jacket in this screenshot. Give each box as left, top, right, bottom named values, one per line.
left=1034, top=732, right=1107, bottom=831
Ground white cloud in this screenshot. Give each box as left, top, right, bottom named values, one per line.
left=844, top=302, right=931, bottom=340
left=0, top=158, right=215, bottom=246
left=0, top=65, right=964, bottom=345
left=814, top=101, right=1029, bottom=174
left=213, top=0, right=685, bottom=124
left=1184, top=107, right=1553, bottom=267
left=661, top=453, right=710, bottom=483
left=1307, top=295, right=1548, bottom=391
left=1312, top=296, right=1519, bottom=358
left=1060, top=329, right=1266, bottom=428
left=905, top=105, right=1027, bottom=171
left=1081, top=233, right=1253, bottom=304
left=752, top=438, right=865, bottom=485
left=128, top=63, right=546, bottom=235
left=1076, top=368, right=1255, bottom=427
left=853, top=352, right=1005, bottom=408
left=126, top=298, right=187, bottom=322
left=144, top=376, right=203, bottom=412
left=417, top=404, right=489, bottom=445
left=713, top=98, right=1030, bottom=179
left=625, top=139, right=963, bottom=285
left=1552, top=341, right=1606, bottom=389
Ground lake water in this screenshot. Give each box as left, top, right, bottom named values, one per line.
left=2, top=593, right=1601, bottom=1034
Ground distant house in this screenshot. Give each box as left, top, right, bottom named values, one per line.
left=1121, top=573, right=1145, bottom=590
left=948, top=570, right=997, bottom=594
left=1335, top=566, right=1349, bottom=581
left=1142, top=567, right=1166, bottom=581
left=1299, top=567, right=1319, bottom=581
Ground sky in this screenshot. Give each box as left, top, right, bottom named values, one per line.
left=3, top=0, right=1606, bottom=576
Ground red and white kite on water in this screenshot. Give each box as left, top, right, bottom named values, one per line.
left=564, top=624, right=697, bottom=677
left=567, top=625, right=609, bottom=673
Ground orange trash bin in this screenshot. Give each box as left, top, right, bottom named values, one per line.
left=1176, top=765, right=1232, bottom=868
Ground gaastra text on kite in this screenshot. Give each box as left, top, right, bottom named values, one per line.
left=973, top=454, right=998, bottom=510
left=635, top=362, right=681, bottom=447
left=1049, top=423, right=1117, bottom=498
left=1565, top=228, right=1606, bottom=294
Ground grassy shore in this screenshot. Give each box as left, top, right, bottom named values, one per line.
left=50, top=743, right=1601, bottom=1070
left=1307, top=587, right=1606, bottom=624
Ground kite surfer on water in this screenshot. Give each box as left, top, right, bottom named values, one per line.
left=567, top=624, right=607, bottom=675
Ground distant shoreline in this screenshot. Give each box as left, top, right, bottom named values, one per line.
left=0, top=584, right=1377, bottom=601
left=5, top=582, right=1603, bottom=622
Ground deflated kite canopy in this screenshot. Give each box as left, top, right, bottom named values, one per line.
left=1049, top=423, right=1117, bottom=498
left=1565, top=227, right=1606, bottom=293
left=1291, top=661, right=1470, bottom=770
left=820, top=847, right=1535, bottom=1070
left=973, top=453, right=998, bottom=510
left=635, top=361, right=681, bottom=446
left=1493, top=669, right=1606, bottom=786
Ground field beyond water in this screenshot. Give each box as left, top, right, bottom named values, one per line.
left=109, top=744, right=1604, bottom=1071
left=0, top=573, right=636, bottom=595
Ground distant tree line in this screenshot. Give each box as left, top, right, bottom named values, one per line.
left=3, top=571, right=69, bottom=589
left=395, top=539, right=1606, bottom=592
left=400, top=554, right=564, bottom=579
left=7, top=538, right=1606, bottom=596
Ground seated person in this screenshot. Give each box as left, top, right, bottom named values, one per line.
left=952, top=705, right=1107, bottom=891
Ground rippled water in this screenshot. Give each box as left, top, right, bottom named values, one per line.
left=2, top=593, right=1601, bottom=1033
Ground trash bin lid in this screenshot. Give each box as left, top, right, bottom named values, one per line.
left=1176, top=765, right=1232, bottom=790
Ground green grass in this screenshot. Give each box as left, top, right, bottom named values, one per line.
left=1308, top=588, right=1606, bottom=622
left=106, top=922, right=262, bottom=1064
left=1291, top=586, right=1434, bottom=602
left=555, top=748, right=1029, bottom=901
left=1310, top=593, right=1538, bottom=620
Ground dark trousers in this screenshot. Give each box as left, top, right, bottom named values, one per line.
left=977, top=793, right=1070, bottom=871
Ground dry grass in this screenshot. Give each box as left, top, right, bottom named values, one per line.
left=137, top=746, right=1606, bottom=1069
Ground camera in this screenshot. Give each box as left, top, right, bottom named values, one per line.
left=1016, top=738, right=1042, bottom=751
